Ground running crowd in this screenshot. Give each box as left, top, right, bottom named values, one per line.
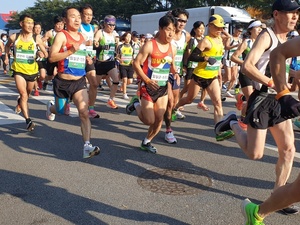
left=2, top=0, right=300, bottom=224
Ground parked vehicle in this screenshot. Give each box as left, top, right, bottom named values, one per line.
left=131, top=6, right=253, bottom=35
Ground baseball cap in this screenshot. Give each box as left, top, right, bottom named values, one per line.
left=132, top=31, right=139, bottom=37
left=208, top=14, right=225, bottom=28
left=145, top=33, right=153, bottom=39
left=290, top=30, right=299, bottom=36
left=272, top=0, right=300, bottom=12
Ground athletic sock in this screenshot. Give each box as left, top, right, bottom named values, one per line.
left=143, top=138, right=150, bottom=145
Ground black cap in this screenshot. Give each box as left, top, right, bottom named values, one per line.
left=272, top=0, right=300, bottom=12
left=132, top=31, right=139, bottom=37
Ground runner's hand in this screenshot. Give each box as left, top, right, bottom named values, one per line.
left=146, top=80, right=159, bottom=90
left=207, top=57, right=217, bottom=65
left=278, top=95, right=300, bottom=119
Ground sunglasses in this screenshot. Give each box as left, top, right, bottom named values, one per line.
left=107, top=24, right=116, bottom=27
left=176, top=18, right=188, bottom=23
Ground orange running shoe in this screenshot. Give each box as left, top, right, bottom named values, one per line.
left=107, top=99, right=118, bottom=109
left=235, top=93, right=244, bottom=111
left=238, top=119, right=247, bottom=131
left=197, top=102, right=210, bottom=111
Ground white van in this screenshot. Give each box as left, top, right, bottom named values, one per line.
left=131, top=6, right=253, bottom=35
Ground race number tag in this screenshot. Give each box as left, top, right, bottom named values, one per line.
left=151, top=68, right=169, bottom=86
left=15, top=49, right=35, bottom=64
left=68, top=50, right=86, bottom=69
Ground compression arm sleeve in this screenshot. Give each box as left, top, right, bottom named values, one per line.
left=188, top=47, right=205, bottom=62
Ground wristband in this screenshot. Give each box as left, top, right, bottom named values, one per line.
left=267, top=79, right=274, bottom=88
left=275, top=89, right=290, bottom=100
left=145, top=78, right=151, bottom=84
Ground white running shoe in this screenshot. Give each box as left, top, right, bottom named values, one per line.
left=123, top=93, right=129, bottom=99
left=225, top=91, right=234, bottom=98
left=175, top=110, right=185, bottom=120
left=46, top=100, right=55, bottom=121
left=165, top=131, right=177, bottom=144
left=83, top=144, right=100, bottom=159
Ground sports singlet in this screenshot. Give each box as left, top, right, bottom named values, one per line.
left=97, top=30, right=116, bottom=61
left=131, top=41, right=140, bottom=59
left=48, top=29, right=57, bottom=46
left=171, top=30, right=186, bottom=74
left=193, top=36, right=224, bottom=79
left=142, top=39, right=173, bottom=86
left=80, top=23, right=96, bottom=57
left=12, top=33, right=39, bottom=75
left=118, top=43, right=133, bottom=66
left=254, top=27, right=290, bottom=92
left=57, top=30, right=86, bottom=76
left=224, top=36, right=241, bottom=60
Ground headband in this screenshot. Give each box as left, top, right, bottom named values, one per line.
left=248, top=20, right=262, bottom=30
left=104, top=18, right=116, bottom=24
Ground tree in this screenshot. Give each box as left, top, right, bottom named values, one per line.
left=5, top=0, right=77, bottom=31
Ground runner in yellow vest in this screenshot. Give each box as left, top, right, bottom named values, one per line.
left=4, top=13, right=48, bottom=131
left=174, top=14, right=234, bottom=141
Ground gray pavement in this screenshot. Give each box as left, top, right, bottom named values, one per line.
left=1, top=71, right=300, bottom=225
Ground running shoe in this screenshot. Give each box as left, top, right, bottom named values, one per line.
left=235, top=93, right=244, bottom=111
left=238, top=119, right=248, bottom=131
left=215, top=130, right=235, bottom=141
left=165, top=131, right=177, bottom=144
left=46, top=100, right=55, bottom=121
left=37, top=80, right=43, bottom=90
left=280, top=205, right=300, bottom=215
left=126, top=95, right=139, bottom=114
left=171, top=111, right=177, bottom=122
left=15, top=97, right=21, bottom=114
left=174, top=109, right=185, bottom=120
left=107, top=99, right=118, bottom=109
left=83, top=144, right=100, bottom=159
left=98, top=84, right=105, bottom=91
left=221, top=88, right=227, bottom=102
left=88, top=109, right=100, bottom=118
left=33, top=90, right=39, bottom=96
left=42, top=82, right=48, bottom=90
left=234, top=84, right=240, bottom=95
left=140, top=141, right=157, bottom=154
left=215, top=111, right=238, bottom=135
left=197, top=102, right=210, bottom=111
left=26, top=119, right=35, bottom=131
left=123, top=93, right=129, bottom=99
left=225, top=91, right=234, bottom=98
left=64, top=103, right=70, bottom=116
left=241, top=198, right=265, bottom=225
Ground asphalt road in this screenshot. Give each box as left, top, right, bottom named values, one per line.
left=1, top=71, right=300, bottom=225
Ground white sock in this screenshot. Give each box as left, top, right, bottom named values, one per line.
left=143, top=138, right=150, bottom=145
left=84, top=141, right=90, bottom=146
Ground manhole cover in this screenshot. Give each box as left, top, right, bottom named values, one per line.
left=137, top=167, right=212, bottom=195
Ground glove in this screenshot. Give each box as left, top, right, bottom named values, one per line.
left=278, top=95, right=300, bottom=119
left=207, top=57, right=217, bottom=65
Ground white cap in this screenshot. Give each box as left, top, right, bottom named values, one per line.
left=290, top=30, right=299, bottom=37
left=145, top=33, right=153, bottom=39
left=153, top=30, right=158, bottom=36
